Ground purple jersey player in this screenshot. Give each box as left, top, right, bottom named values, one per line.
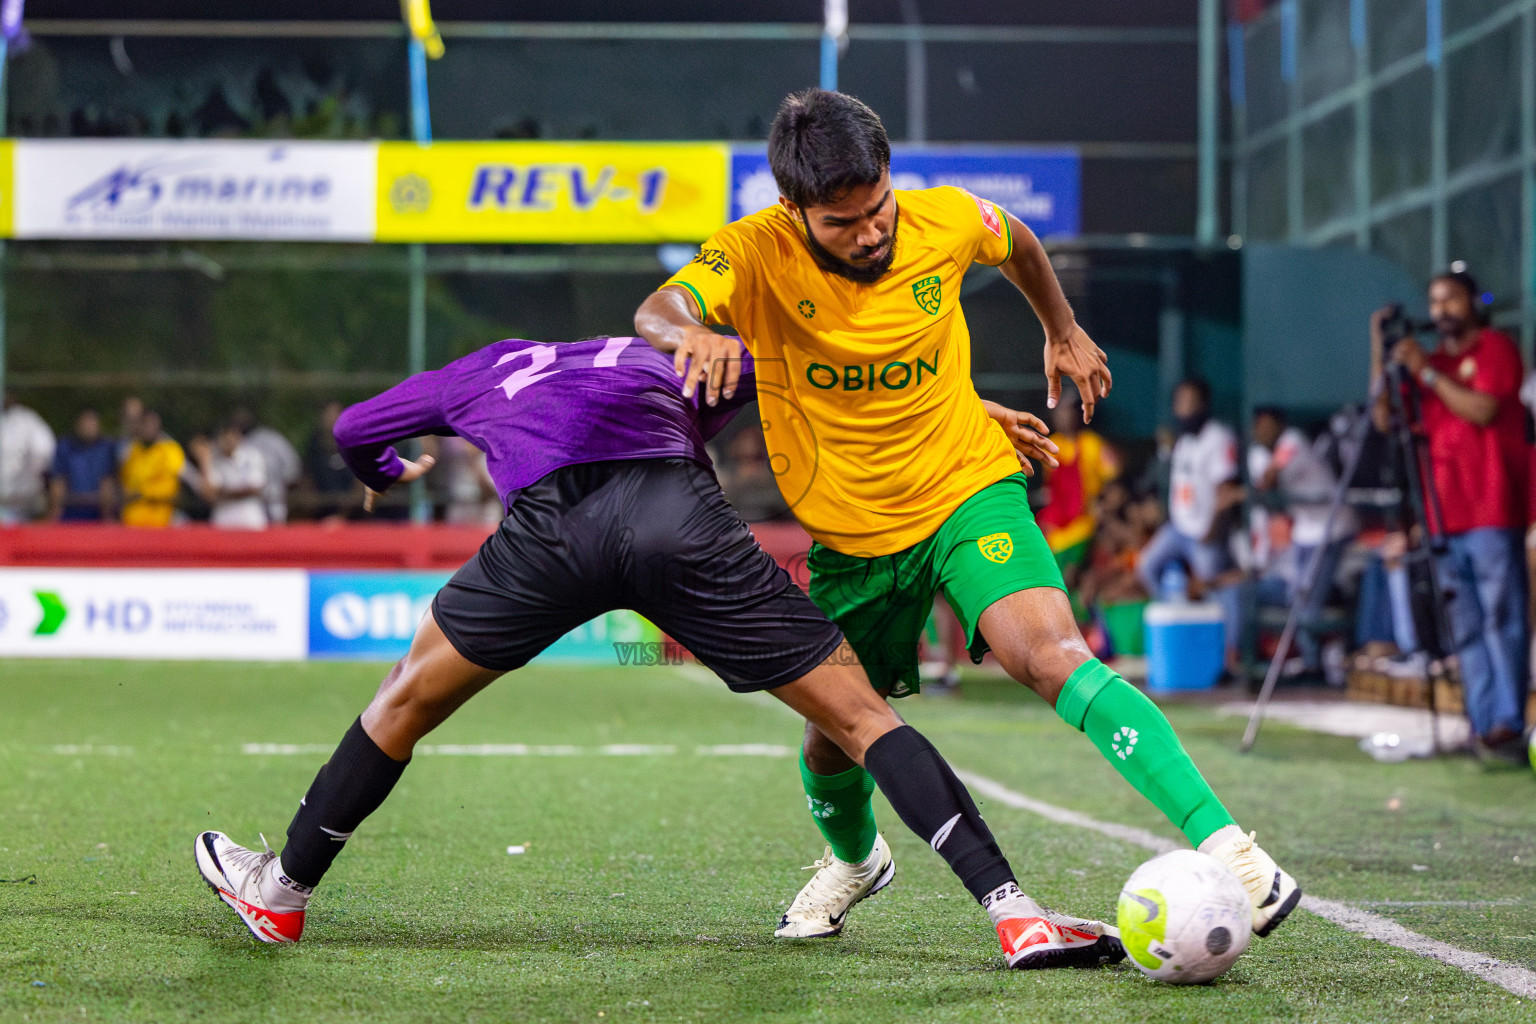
left=194, top=335, right=1122, bottom=972
left=333, top=335, right=757, bottom=510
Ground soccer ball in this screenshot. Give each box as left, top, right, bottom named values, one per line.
left=1117, top=849, right=1252, bottom=984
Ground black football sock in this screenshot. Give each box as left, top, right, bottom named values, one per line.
left=278, top=717, right=408, bottom=889
left=862, top=725, right=1016, bottom=903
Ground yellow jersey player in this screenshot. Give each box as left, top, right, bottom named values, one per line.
left=636, top=89, right=1300, bottom=954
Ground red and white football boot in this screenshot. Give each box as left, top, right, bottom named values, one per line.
left=996, top=908, right=1125, bottom=969
left=194, top=831, right=307, bottom=943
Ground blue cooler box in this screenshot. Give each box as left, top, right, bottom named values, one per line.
left=1143, top=601, right=1225, bottom=692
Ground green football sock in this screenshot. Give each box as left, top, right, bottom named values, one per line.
left=1055, top=659, right=1236, bottom=847
left=799, top=752, right=878, bottom=864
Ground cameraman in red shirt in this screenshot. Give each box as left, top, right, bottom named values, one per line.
left=1372, top=270, right=1530, bottom=765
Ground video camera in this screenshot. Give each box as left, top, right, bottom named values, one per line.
left=1377, top=304, right=1436, bottom=351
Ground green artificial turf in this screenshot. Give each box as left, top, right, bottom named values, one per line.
left=0, top=659, right=1532, bottom=1023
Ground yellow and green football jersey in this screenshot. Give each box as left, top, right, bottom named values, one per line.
left=663, top=185, right=1020, bottom=556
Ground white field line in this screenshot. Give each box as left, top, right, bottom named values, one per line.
left=957, top=770, right=1181, bottom=854
left=1358, top=899, right=1524, bottom=907
left=956, top=769, right=1536, bottom=1001
left=238, top=741, right=792, bottom=757
left=49, top=744, right=134, bottom=755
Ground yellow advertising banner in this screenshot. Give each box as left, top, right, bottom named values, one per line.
left=376, top=141, right=729, bottom=243
left=0, top=139, right=13, bottom=238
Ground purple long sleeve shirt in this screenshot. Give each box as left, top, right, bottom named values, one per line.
left=333, top=336, right=756, bottom=509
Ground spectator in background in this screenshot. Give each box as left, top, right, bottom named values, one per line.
left=436, top=435, right=502, bottom=524
left=303, top=401, right=358, bottom=519
left=48, top=408, right=118, bottom=522
left=120, top=408, right=185, bottom=528
left=116, top=395, right=145, bottom=462
left=1076, top=479, right=1153, bottom=610
left=1248, top=406, right=1356, bottom=673
left=191, top=421, right=268, bottom=530
left=1137, top=377, right=1245, bottom=673
left=715, top=424, right=789, bottom=522
left=1036, top=392, right=1120, bottom=572
left=1372, top=270, right=1530, bottom=763
left=233, top=408, right=302, bottom=525
left=0, top=392, right=57, bottom=524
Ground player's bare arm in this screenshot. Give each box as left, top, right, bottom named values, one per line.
left=996, top=210, right=1113, bottom=422
left=634, top=286, right=743, bottom=406
left=980, top=400, right=1060, bottom=477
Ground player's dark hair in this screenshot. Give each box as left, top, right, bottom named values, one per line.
left=1176, top=376, right=1212, bottom=407
left=768, top=89, right=890, bottom=209
left=1431, top=269, right=1489, bottom=325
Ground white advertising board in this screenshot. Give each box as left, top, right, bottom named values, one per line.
left=0, top=569, right=309, bottom=661
left=12, top=140, right=377, bottom=241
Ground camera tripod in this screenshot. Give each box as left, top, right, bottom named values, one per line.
left=1241, top=349, right=1456, bottom=753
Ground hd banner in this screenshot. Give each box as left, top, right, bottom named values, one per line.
left=0, top=568, right=310, bottom=660
left=11, top=140, right=377, bottom=241
left=375, top=141, right=731, bottom=243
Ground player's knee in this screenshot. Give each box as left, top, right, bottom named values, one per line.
left=368, top=660, right=450, bottom=734
left=993, top=639, right=1087, bottom=706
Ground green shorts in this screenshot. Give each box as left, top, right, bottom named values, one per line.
left=807, top=473, right=1065, bottom=697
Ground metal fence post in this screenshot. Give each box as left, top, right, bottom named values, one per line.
left=1198, top=0, right=1220, bottom=245
left=406, top=34, right=431, bottom=524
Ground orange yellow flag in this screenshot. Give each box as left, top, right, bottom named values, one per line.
left=400, top=0, right=444, bottom=59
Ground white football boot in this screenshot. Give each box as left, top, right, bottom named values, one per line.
left=1204, top=829, right=1302, bottom=936
left=195, top=831, right=308, bottom=943
left=774, top=835, right=895, bottom=938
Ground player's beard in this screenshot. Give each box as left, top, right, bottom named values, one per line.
left=798, top=206, right=900, bottom=284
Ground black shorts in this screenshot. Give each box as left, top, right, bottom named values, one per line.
left=432, top=458, right=845, bottom=691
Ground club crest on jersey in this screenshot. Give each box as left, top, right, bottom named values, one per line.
left=912, top=275, right=942, bottom=315
left=977, top=532, right=1012, bottom=564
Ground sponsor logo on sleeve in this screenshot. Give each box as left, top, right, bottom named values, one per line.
left=965, top=189, right=1004, bottom=239
left=691, top=247, right=731, bottom=276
